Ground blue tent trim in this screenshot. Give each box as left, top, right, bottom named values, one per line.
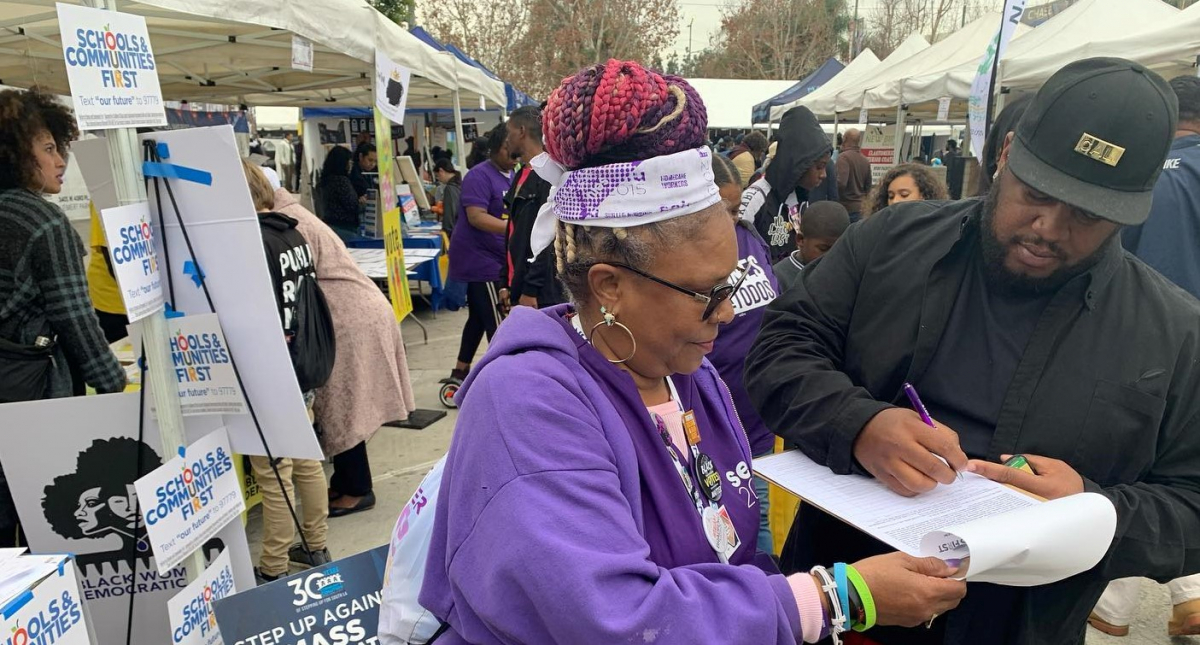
left=410, top=26, right=537, bottom=112
left=300, top=107, right=493, bottom=119
left=751, top=58, right=845, bottom=124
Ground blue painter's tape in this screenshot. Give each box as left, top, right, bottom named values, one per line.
left=183, top=261, right=205, bottom=288
left=142, top=161, right=212, bottom=186
left=177, top=446, right=186, bottom=459
left=2, top=590, right=33, bottom=619
left=157, top=142, right=170, bottom=160
left=164, top=303, right=184, bottom=319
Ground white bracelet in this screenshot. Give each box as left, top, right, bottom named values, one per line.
left=810, top=565, right=846, bottom=645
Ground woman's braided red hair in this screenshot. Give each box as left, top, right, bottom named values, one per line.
left=542, top=60, right=708, bottom=171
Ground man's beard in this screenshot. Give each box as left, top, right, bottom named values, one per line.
left=979, top=182, right=1114, bottom=297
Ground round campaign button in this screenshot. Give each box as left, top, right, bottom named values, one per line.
left=695, top=452, right=722, bottom=503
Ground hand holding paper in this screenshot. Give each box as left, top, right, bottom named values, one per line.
left=755, top=451, right=1116, bottom=586
left=852, top=552, right=966, bottom=627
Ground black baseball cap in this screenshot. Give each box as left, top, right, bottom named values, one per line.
left=1006, top=57, right=1178, bottom=226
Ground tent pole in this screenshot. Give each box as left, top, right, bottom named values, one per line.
left=893, top=105, right=905, bottom=165
left=833, top=113, right=840, bottom=138
left=452, top=90, right=466, bottom=170
left=86, top=0, right=201, bottom=586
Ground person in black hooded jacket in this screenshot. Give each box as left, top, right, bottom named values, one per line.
left=739, top=106, right=833, bottom=262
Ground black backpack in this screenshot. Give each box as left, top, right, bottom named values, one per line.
left=290, top=274, right=336, bottom=392
left=259, top=212, right=337, bottom=392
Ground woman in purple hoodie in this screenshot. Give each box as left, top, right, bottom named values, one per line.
left=418, top=61, right=965, bottom=644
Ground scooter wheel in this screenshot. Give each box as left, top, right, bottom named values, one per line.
left=439, top=381, right=460, bottom=408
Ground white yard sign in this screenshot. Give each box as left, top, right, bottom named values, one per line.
left=99, top=202, right=164, bottom=322
left=375, top=48, right=412, bottom=126
left=135, top=429, right=246, bottom=575
left=56, top=3, right=166, bottom=130
left=167, top=550, right=236, bottom=645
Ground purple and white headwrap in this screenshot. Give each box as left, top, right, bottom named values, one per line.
left=528, top=146, right=722, bottom=258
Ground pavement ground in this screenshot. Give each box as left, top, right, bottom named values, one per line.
left=240, top=303, right=1196, bottom=645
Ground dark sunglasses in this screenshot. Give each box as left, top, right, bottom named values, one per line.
left=604, top=262, right=748, bottom=321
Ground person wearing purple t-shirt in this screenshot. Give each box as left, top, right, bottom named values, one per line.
left=708, top=154, right=781, bottom=554
left=447, top=125, right=515, bottom=381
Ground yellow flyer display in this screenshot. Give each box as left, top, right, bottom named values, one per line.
left=375, top=107, right=413, bottom=322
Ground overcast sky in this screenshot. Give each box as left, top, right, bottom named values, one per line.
left=669, top=0, right=1004, bottom=65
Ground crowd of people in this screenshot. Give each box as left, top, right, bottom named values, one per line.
left=397, top=57, right=1200, bottom=645
left=3, top=45, right=1200, bottom=645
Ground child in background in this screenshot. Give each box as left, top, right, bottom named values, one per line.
left=773, top=201, right=850, bottom=292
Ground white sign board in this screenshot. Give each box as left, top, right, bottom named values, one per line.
left=291, top=36, right=313, bottom=73
left=99, top=202, right=163, bottom=322
left=135, top=314, right=247, bottom=417
left=375, top=48, right=411, bottom=126
left=49, top=159, right=93, bottom=221
left=72, top=138, right=120, bottom=210
left=968, top=0, right=1027, bottom=162
left=0, top=393, right=256, bottom=645
left=135, top=428, right=245, bottom=574
left=56, top=3, right=166, bottom=130
left=141, top=126, right=323, bottom=461
left=167, top=550, right=236, bottom=645
left=937, top=96, right=952, bottom=122
left=0, top=557, right=93, bottom=645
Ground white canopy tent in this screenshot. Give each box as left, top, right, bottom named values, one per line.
left=797, top=33, right=929, bottom=118
left=684, top=78, right=799, bottom=130
left=0, top=0, right=506, bottom=110
left=1002, top=0, right=1192, bottom=90
left=897, top=0, right=1178, bottom=113
left=854, top=13, right=1020, bottom=119
left=769, top=48, right=881, bottom=122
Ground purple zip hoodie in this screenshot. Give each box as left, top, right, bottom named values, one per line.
left=419, top=305, right=803, bottom=644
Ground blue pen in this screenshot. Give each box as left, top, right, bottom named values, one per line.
left=902, top=382, right=963, bottom=481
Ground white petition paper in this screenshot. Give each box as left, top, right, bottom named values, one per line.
left=754, top=451, right=1116, bottom=586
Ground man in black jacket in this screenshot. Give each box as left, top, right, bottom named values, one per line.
left=502, top=105, right=563, bottom=309
left=740, top=106, right=832, bottom=262
left=746, top=58, right=1200, bottom=645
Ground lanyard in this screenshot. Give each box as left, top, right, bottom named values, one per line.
left=654, top=379, right=730, bottom=564
left=570, top=314, right=733, bottom=562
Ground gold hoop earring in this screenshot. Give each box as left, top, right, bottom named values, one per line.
left=589, top=306, right=636, bottom=364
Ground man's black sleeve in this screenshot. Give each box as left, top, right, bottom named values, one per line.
left=744, top=212, right=892, bottom=474
left=1093, top=348, right=1200, bottom=582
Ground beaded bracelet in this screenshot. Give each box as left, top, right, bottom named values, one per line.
left=846, top=564, right=877, bottom=632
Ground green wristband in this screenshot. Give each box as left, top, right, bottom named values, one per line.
left=846, top=565, right=877, bottom=631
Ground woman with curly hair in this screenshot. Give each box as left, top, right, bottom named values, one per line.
left=0, top=88, right=125, bottom=400
left=863, top=163, right=949, bottom=218
left=402, top=61, right=963, bottom=645
left=0, top=89, right=126, bottom=548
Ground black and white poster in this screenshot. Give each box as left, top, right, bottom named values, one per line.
left=0, top=392, right=255, bottom=645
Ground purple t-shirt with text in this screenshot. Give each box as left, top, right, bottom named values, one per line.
left=449, top=161, right=512, bottom=282
left=707, top=222, right=780, bottom=455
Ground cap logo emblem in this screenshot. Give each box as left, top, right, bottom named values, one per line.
left=1074, top=133, right=1125, bottom=167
